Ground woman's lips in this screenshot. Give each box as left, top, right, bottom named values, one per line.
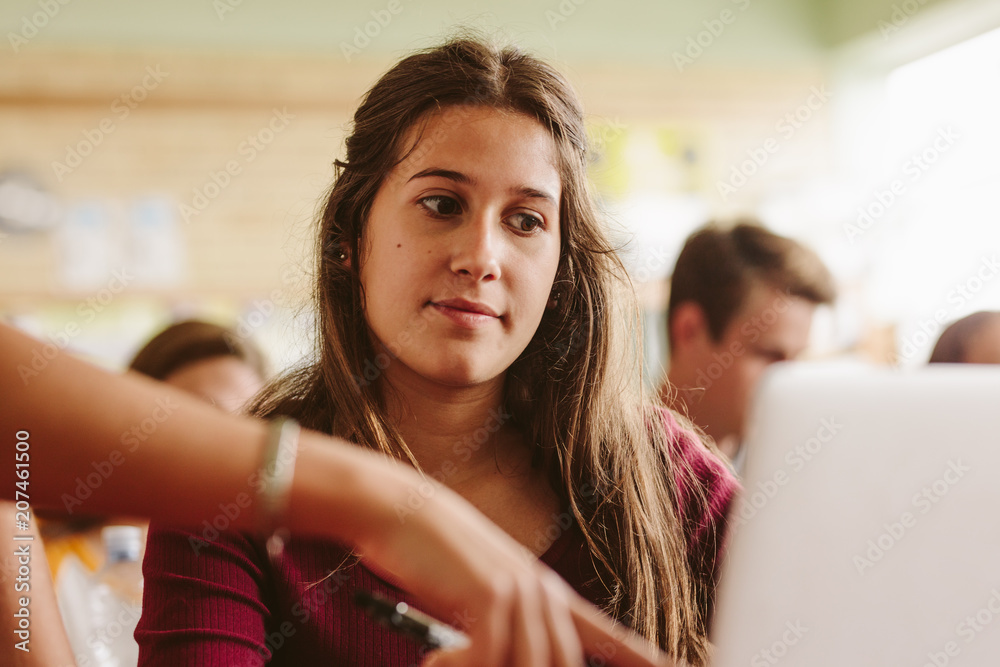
left=429, top=298, right=501, bottom=329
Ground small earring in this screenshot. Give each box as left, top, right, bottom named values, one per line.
left=337, top=250, right=347, bottom=261
left=547, top=290, right=560, bottom=309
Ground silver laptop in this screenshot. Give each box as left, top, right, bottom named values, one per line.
left=711, top=363, right=1000, bottom=666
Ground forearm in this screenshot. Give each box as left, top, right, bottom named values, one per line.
left=0, top=322, right=393, bottom=547
left=1, top=324, right=673, bottom=666
left=1, top=322, right=266, bottom=525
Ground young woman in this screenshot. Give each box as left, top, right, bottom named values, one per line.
left=136, top=37, right=737, bottom=666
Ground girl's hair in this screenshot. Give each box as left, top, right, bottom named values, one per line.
left=129, top=319, right=268, bottom=381
left=251, top=35, right=715, bottom=664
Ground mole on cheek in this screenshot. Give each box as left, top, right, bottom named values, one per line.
left=396, top=244, right=401, bottom=248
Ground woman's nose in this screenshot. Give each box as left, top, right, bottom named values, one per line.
left=449, top=215, right=501, bottom=282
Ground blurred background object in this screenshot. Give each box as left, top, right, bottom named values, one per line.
left=928, top=310, right=1000, bottom=364
left=1, top=0, right=998, bottom=378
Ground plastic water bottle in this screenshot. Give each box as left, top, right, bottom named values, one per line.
left=88, top=525, right=144, bottom=667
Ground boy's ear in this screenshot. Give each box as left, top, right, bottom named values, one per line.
left=670, top=301, right=711, bottom=352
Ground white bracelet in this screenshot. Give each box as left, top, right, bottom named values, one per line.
left=258, top=417, right=301, bottom=564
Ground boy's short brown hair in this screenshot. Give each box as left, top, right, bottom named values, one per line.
left=667, top=220, right=836, bottom=344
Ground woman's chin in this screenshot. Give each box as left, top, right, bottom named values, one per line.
left=428, top=368, right=501, bottom=389
left=408, top=359, right=505, bottom=390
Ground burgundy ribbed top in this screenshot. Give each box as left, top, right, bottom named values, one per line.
left=136, top=410, right=737, bottom=666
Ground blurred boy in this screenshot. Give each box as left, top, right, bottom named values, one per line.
left=660, top=221, right=836, bottom=474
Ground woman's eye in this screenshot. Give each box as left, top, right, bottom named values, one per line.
left=507, top=212, right=544, bottom=233
left=420, top=195, right=462, bottom=217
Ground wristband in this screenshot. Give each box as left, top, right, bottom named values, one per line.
left=257, top=417, right=301, bottom=564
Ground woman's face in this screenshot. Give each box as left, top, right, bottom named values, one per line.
left=358, top=106, right=562, bottom=390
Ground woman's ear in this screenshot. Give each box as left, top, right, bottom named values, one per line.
left=547, top=261, right=570, bottom=310
left=546, top=287, right=560, bottom=310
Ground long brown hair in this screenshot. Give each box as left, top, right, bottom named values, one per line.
left=252, top=35, right=714, bottom=664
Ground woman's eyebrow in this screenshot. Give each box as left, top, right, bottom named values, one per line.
left=407, top=168, right=471, bottom=184
left=408, top=168, right=557, bottom=206
left=514, top=186, right=557, bottom=206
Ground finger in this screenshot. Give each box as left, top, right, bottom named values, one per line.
left=421, top=649, right=445, bottom=667
left=421, top=647, right=468, bottom=667
left=567, top=592, right=676, bottom=667
left=508, top=572, right=551, bottom=667
left=538, top=570, right=585, bottom=667
left=466, top=577, right=518, bottom=667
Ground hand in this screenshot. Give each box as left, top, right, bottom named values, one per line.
left=418, top=567, right=584, bottom=667
left=352, top=461, right=674, bottom=667
left=420, top=580, right=675, bottom=667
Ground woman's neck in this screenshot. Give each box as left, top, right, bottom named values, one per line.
left=380, top=366, right=561, bottom=557
left=383, top=369, right=518, bottom=487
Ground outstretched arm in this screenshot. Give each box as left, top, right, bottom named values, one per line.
left=0, top=322, right=672, bottom=667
